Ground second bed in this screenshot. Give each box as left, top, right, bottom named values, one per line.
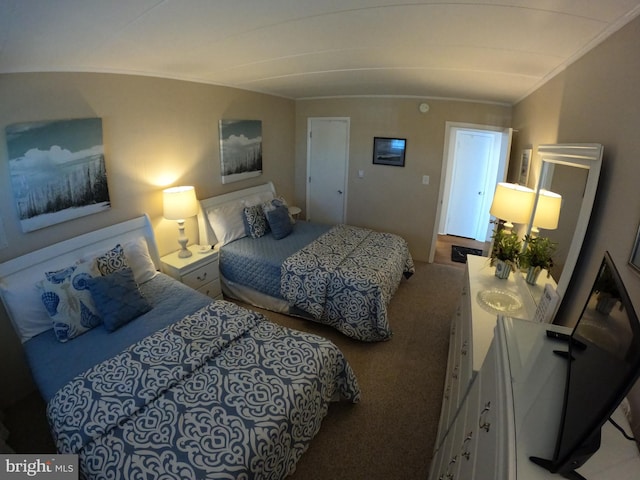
left=197, top=182, right=415, bottom=342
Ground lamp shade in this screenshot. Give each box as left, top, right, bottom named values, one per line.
left=533, top=189, right=562, bottom=230
left=163, top=186, right=198, bottom=221
left=489, top=182, right=535, bottom=225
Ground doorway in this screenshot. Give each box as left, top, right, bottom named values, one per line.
left=306, top=117, right=350, bottom=224
left=430, top=122, right=512, bottom=263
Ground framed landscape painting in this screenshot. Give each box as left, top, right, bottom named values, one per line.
left=219, top=119, right=263, bottom=184
left=6, top=118, right=110, bottom=232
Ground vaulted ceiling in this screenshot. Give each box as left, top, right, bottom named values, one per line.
left=1, top=1, right=639, bottom=104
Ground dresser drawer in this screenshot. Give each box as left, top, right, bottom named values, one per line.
left=181, top=262, right=219, bottom=290
left=197, top=280, right=222, bottom=299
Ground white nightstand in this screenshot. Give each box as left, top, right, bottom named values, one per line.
left=161, top=245, right=222, bottom=300
left=288, top=205, right=301, bottom=222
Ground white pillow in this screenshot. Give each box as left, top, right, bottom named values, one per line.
left=206, top=201, right=246, bottom=246
left=1, top=276, right=52, bottom=342
left=122, top=237, right=158, bottom=284
left=243, top=191, right=275, bottom=207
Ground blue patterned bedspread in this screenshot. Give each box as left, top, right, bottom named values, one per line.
left=281, top=225, right=415, bottom=342
left=47, top=300, right=360, bottom=480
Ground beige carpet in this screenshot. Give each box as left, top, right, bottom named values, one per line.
left=4, top=261, right=464, bottom=480
left=258, top=261, right=465, bottom=480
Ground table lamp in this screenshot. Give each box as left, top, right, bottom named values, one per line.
left=163, top=185, right=198, bottom=258
left=531, top=189, right=562, bottom=236
left=489, top=182, right=535, bottom=233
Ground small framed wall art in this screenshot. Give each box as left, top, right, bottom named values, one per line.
left=372, top=137, right=406, bottom=167
left=518, top=147, right=532, bottom=185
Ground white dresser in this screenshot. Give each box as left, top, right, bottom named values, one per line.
left=429, top=255, right=640, bottom=480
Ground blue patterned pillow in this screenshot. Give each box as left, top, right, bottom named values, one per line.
left=264, top=203, right=293, bottom=240
left=243, top=204, right=269, bottom=238
left=87, top=267, right=152, bottom=332
left=95, top=244, right=129, bottom=275
left=40, top=262, right=102, bottom=342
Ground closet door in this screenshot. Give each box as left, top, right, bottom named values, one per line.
left=306, top=117, right=349, bottom=224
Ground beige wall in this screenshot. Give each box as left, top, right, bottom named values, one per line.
left=0, top=72, right=295, bottom=406
left=510, top=15, right=640, bottom=326
left=295, top=97, right=511, bottom=261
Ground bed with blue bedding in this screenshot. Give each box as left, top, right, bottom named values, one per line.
left=198, top=183, right=415, bottom=342
left=0, top=215, right=360, bottom=480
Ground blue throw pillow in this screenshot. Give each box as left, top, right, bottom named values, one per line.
left=87, top=267, right=152, bottom=332
left=265, top=204, right=293, bottom=240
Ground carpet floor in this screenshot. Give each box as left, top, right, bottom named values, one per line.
left=3, top=261, right=464, bottom=479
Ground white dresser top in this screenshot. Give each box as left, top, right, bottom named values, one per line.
left=467, top=255, right=540, bottom=371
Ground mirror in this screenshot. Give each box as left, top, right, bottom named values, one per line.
left=526, top=144, right=603, bottom=301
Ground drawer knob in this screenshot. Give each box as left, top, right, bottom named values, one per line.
left=461, top=432, right=473, bottom=460
left=196, top=272, right=208, bottom=281
left=479, top=401, right=491, bottom=432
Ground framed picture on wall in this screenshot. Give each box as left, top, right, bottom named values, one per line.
left=373, top=137, right=406, bottom=167
left=219, top=119, right=263, bottom=184
left=518, top=147, right=532, bottom=185
left=5, top=118, right=110, bottom=232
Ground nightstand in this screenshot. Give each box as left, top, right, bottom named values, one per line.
left=288, top=205, right=301, bottom=222
left=161, top=245, right=222, bottom=300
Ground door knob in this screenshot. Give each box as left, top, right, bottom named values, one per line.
left=338, top=190, right=343, bottom=194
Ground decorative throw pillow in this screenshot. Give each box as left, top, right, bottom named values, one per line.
left=264, top=203, right=293, bottom=240
left=243, top=204, right=269, bottom=238
left=87, top=267, right=152, bottom=332
left=40, top=262, right=102, bottom=342
left=95, top=244, right=129, bottom=275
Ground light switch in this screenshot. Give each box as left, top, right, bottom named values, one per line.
left=358, top=170, right=365, bottom=178
left=422, top=175, right=430, bottom=185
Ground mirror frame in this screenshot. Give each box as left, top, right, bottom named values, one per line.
left=527, top=143, right=603, bottom=301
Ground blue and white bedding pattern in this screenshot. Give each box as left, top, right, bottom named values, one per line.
left=281, top=224, right=415, bottom=342
left=220, top=222, right=331, bottom=298
left=47, top=300, right=360, bottom=480
left=25, top=274, right=212, bottom=402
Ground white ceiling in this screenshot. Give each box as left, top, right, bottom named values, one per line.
left=1, top=0, right=640, bottom=104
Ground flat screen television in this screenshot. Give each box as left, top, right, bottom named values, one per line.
left=531, top=251, right=640, bottom=480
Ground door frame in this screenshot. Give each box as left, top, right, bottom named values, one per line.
left=306, top=117, right=350, bottom=223
left=429, top=122, right=512, bottom=263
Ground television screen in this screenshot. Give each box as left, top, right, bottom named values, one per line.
left=531, top=251, right=640, bottom=478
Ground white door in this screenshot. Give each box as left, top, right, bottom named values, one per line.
left=429, top=123, right=512, bottom=263
left=444, top=130, right=494, bottom=238
left=306, top=118, right=349, bottom=224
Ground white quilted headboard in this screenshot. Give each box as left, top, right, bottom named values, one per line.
left=197, top=182, right=276, bottom=246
